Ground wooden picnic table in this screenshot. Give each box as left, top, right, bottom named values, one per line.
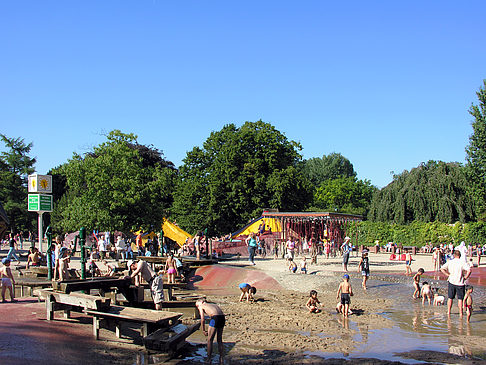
left=85, top=305, right=182, bottom=340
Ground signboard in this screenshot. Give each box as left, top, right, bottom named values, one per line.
left=28, top=174, right=52, bottom=194
left=28, top=194, right=53, bottom=212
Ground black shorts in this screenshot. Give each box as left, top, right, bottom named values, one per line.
left=209, top=315, right=226, bottom=329
left=341, top=293, right=351, bottom=305
left=448, top=283, right=465, bottom=300
left=343, top=253, right=350, bottom=265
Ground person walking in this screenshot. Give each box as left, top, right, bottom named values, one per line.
left=245, top=233, right=259, bottom=265
left=6, top=233, right=20, bottom=262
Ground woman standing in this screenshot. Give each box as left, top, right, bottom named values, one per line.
left=245, top=233, right=259, bottom=265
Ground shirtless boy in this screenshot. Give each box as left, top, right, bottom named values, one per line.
left=463, top=286, right=473, bottom=322
left=1, top=258, right=16, bottom=302
left=127, top=259, right=164, bottom=310
left=239, top=283, right=256, bottom=302
left=196, top=299, right=225, bottom=365
left=421, top=281, right=433, bottom=305
left=336, top=274, right=353, bottom=317
left=412, top=268, right=424, bottom=299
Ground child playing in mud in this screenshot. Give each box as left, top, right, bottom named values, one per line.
left=306, top=290, right=321, bottom=313
left=463, top=286, right=473, bottom=322
left=336, top=274, right=353, bottom=317
left=300, top=257, right=308, bottom=274
left=433, top=292, right=445, bottom=306
left=421, top=281, right=433, bottom=305
left=196, top=298, right=225, bottom=365
left=1, top=258, right=16, bottom=302
left=239, top=283, right=257, bottom=302
left=358, top=250, right=370, bottom=290
left=412, top=268, right=424, bottom=299
left=405, top=250, right=413, bottom=276
left=288, top=258, right=297, bottom=273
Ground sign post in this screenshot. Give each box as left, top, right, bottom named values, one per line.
left=28, top=174, right=53, bottom=253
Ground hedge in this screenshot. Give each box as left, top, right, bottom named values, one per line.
left=346, top=220, right=486, bottom=247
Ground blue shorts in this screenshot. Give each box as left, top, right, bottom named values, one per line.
left=209, top=315, right=226, bottom=329
left=301, top=268, right=307, bottom=273
left=239, top=283, right=250, bottom=290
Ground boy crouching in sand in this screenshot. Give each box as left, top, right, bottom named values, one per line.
left=337, top=274, right=353, bottom=317
left=196, top=299, right=225, bottom=365
left=463, top=286, right=473, bottom=322
left=239, top=283, right=256, bottom=302
left=421, top=281, right=433, bottom=305
left=433, top=293, right=445, bottom=306
left=306, top=290, right=321, bottom=313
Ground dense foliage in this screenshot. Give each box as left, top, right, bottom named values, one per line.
left=312, top=176, right=376, bottom=216
left=171, top=121, right=312, bottom=235
left=50, top=130, right=176, bottom=234
left=0, top=135, right=36, bottom=233
left=302, top=153, right=356, bottom=188
left=465, top=80, right=486, bottom=219
left=347, top=220, right=486, bottom=247
left=368, top=161, right=475, bottom=224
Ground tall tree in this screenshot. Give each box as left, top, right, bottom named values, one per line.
left=0, top=135, right=36, bottom=232
left=368, top=161, right=475, bottom=224
left=51, top=130, right=176, bottom=234
left=171, top=121, right=312, bottom=235
left=302, top=153, right=356, bottom=188
left=313, top=176, right=376, bottom=216
left=465, top=80, right=486, bottom=219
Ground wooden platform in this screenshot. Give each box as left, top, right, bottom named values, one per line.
left=144, top=322, right=200, bottom=352
left=85, top=305, right=182, bottom=340
left=16, top=278, right=52, bottom=297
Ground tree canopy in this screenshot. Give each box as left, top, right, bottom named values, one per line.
left=51, top=130, right=176, bottom=234
left=0, top=134, right=36, bottom=233
left=465, top=80, right=486, bottom=219
left=368, top=160, right=475, bottom=224
left=171, top=121, right=312, bottom=235
left=302, top=153, right=356, bottom=188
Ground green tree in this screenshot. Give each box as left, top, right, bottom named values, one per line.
left=313, top=176, right=376, bottom=216
left=368, top=161, right=475, bottom=224
left=302, top=153, right=356, bottom=188
left=51, top=130, right=176, bottom=234
left=465, top=80, right=486, bottom=219
left=0, top=135, right=36, bottom=233
left=171, top=121, right=312, bottom=235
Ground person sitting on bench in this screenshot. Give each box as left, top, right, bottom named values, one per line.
left=126, top=259, right=164, bottom=310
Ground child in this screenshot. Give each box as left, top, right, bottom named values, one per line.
left=273, top=243, right=279, bottom=259
left=420, top=281, right=433, bottom=305
left=412, top=268, right=424, bottom=299
left=306, top=290, right=321, bottom=313
left=336, top=274, right=353, bottom=317
left=239, top=283, right=257, bottom=302
left=300, top=257, right=308, bottom=274
left=405, top=250, right=413, bottom=276
left=433, top=293, right=445, bottom=306
left=165, top=253, right=178, bottom=284
left=358, top=250, right=370, bottom=290
left=463, top=286, right=473, bottom=322
left=288, top=258, right=297, bottom=273
left=336, top=302, right=354, bottom=315
left=1, top=258, right=16, bottom=302
left=58, top=247, right=71, bottom=281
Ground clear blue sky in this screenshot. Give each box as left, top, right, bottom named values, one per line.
left=1, top=1, right=485, bottom=188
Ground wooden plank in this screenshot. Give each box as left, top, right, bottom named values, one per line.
left=53, top=278, right=131, bottom=294
left=86, top=305, right=182, bottom=324
left=144, top=322, right=200, bottom=351
left=40, top=289, right=111, bottom=311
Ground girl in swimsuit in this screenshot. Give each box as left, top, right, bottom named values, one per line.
left=165, top=253, right=178, bottom=284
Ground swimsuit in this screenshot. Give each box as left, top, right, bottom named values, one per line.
left=209, top=315, right=226, bottom=329
left=1, top=277, right=12, bottom=287
left=341, top=293, right=351, bottom=305
left=167, top=268, right=176, bottom=274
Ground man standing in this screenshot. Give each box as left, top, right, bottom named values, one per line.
left=440, top=250, right=471, bottom=316
left=341, top=237, right=351, bottom=272
left=196, top=298, right=225, bottom=365
left=126, top=259, right=164, bottom=310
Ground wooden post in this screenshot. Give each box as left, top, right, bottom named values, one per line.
left=46, top=294, right=54, bottom=321
left=93, top=316, right=100, bottom=340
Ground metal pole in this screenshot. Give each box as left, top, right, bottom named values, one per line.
left=45, top=226, right=52, bottom=280
left=38, top=212, right=44, bottom=252
left=79, top=227, right=86, bottom=280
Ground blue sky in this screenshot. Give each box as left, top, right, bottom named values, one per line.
left=1, top=1, right=485, bottom=188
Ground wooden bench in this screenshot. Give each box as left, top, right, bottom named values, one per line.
left=84, top=305, right=182, bottom=340
left=40, top=288, right=111, bottom=320
left=144, top=322, right=200, bottom=353
left=16, top=279, right=52, bottom=297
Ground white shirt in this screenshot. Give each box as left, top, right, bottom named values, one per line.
left=98, top=238, right=106, bottom=252
left=115, top=237, right=126, bottom=250
left=441, top=258, right=470, bottom=286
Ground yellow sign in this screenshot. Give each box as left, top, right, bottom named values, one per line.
left=28, top=174, right=52, bottom=194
